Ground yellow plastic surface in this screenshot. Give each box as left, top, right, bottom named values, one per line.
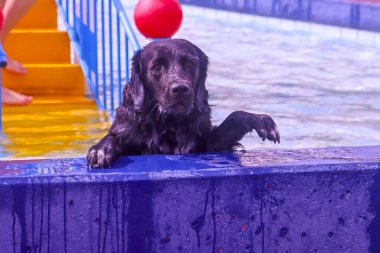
left=14, top=0, right=57, bottom=29
left=3, top=64, right=85, bottom=96
left=4, top=30, right=71, bottom=64
left=1, top=99, right=111, bottom=159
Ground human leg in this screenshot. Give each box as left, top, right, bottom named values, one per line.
left=1, top=0, right=36, bottom=40
left=1, top=0, right=35, bottom=104
left=1, top=0, right=36, bottom=74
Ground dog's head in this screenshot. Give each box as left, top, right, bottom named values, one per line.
left=124, top=39, right=209, bottom=116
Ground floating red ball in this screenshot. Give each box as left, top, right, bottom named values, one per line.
left=134, top=0, right=183, bottom=39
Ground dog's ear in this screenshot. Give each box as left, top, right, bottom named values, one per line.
left=123, top=50, right=145, bottom=111
left=195, top=49, right=210, bottom=112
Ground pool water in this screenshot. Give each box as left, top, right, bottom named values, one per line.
left=1, top=4, right=379, bottom=160
left=123, top=3, right=380, bottom=150
left=170, top=6, right=380, bottom=150
left=0, top=101, right=111, bottom=160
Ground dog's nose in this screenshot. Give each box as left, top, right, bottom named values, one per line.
left=171, top=83, right=190, bottom=95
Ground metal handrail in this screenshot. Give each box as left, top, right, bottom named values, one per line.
left=56, top=0, right=141, bottom=115
left=112, top=0, right=140, bottom=52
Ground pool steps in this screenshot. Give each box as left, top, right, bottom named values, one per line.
left=1, top=0, right=110, bottom=159
left=3, top=64, right=85, bottom=96
left=3, top=0, right=84, bottom=97
left=4, top=30, right=70, bottom=64
left=14, top=0, right=57, bottom=30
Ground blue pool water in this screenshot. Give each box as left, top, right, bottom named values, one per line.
left=126, top=5, right=380, bottom=150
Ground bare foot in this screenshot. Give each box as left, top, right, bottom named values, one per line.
left=2, top=87, right=33, bottom=105
left=5, top=58, right=27, bottom=74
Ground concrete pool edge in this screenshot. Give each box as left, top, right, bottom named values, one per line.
left=1, top=145, right=380, bottom=252
left=180, top=0, right=380, bottom=33
left=0, top=145, right=379, bottom=182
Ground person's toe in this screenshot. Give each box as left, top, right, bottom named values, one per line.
left=1, top=88, right=32, bottom=105
left=24, top=96, right=33, bottom=104
left=5, top=58, right=27, bottom=74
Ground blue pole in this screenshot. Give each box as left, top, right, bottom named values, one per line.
left=73, top=0, right=76, bottom=33
left=109, top=0, right=114, bottom=114
left=95, top=0, right=99, bottom=99
left=86, top=0, right=90, bottom=69
left=80, top=0, right=84, bottom=62
left=65, top=0, right=69, bottom=23
left=116, top=15, right=122, bottom=105
left=125, top=34, right=129, bottom=85
left=101, top=0, right=106, bottom=110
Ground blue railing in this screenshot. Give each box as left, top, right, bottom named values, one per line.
left=56, top=0, right=141, bottom=115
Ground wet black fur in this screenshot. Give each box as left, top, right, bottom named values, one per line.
left=87, top=39, right=280, bottom=168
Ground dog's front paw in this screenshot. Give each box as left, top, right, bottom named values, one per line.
left=245, top=113, right=280, bottom=144
left=87, top=143, right=116, bottom=168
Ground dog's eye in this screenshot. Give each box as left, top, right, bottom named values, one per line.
left=153, top=64, right=162, bottom=71
left=186, top=62, right=193, bottom=70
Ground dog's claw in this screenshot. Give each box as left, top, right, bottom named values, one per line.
left=249, top=113, right=280, bottom=144
left=87, top=144, right=115, bottom=169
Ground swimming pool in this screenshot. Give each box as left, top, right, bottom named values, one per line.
left=1, top=2, right=380, bottom=252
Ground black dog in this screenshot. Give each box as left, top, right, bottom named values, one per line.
left=87, top=39, right=280, bottom=168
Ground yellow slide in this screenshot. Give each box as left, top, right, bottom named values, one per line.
left=1, top=0, right=110, bottom=159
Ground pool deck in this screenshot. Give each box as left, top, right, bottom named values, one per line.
left=1, top=145, right=380, bottom=252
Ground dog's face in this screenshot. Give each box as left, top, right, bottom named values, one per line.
left=127, top=39, right=209, bottom=116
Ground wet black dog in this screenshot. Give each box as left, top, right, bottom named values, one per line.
left=87, top=39, right=280, bottom=168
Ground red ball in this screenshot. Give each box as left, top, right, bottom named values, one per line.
left=134, top=0, right=183, bottom=39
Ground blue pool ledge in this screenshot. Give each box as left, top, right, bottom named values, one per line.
left=0, top=145, right=380, bottom=252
